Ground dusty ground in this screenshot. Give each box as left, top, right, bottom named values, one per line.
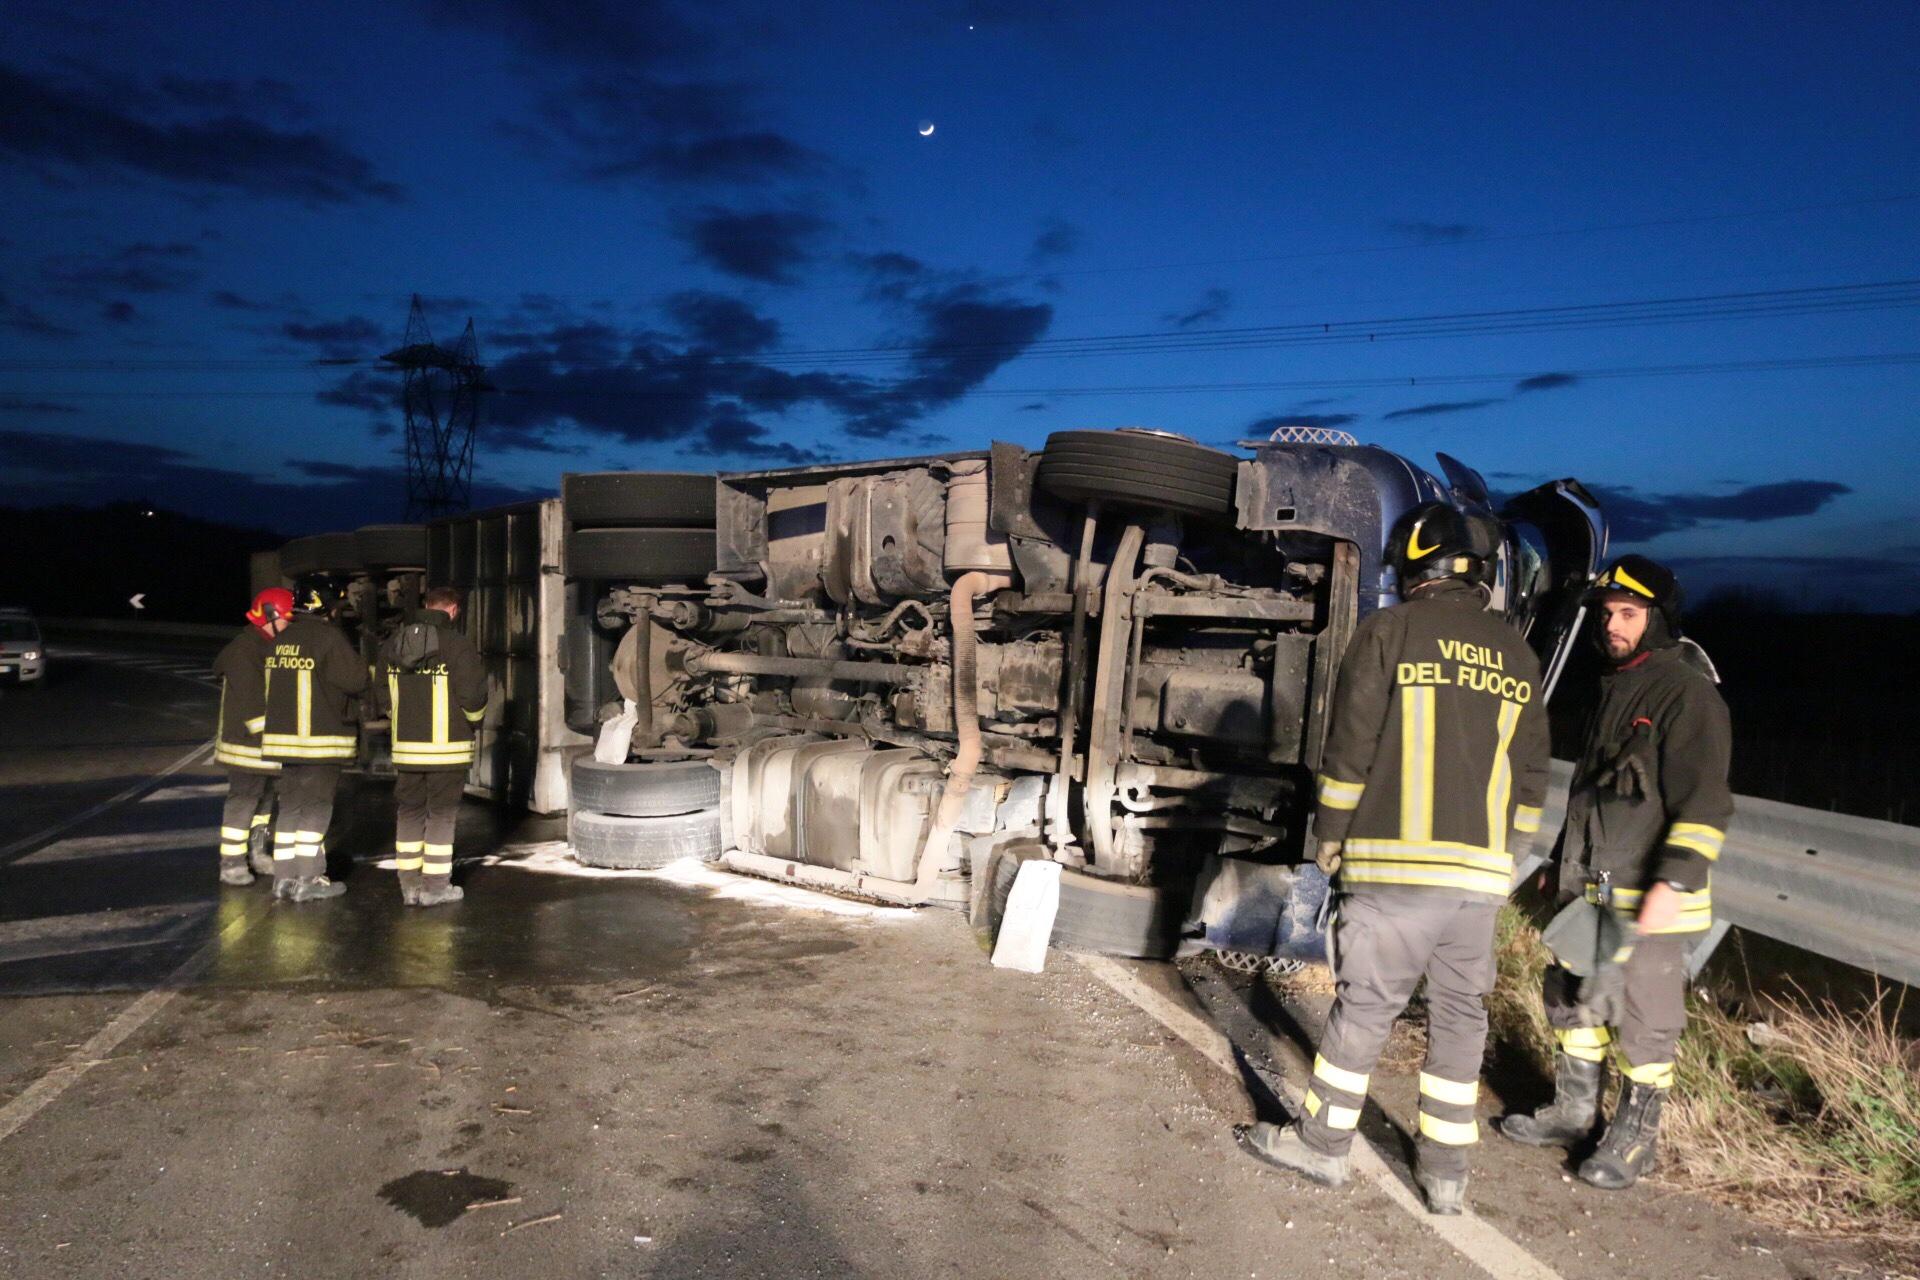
left=0, top=637, right=1911, bottom=1279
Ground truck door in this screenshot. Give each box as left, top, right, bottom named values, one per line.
left=1499, top=478, right=1608, bottom=703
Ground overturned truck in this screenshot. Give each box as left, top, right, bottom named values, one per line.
left=563, top=428, right=1607, bottom=961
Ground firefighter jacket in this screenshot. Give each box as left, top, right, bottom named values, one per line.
left=375, top=608, right=488, bottom=772
left=212, top=626, right=280, bottom=773
left=1554, top=644, right=1733, bottom=934
left=260, top=614, right=368, bottom=763
left=1313, top=579, right=1551, bottom=900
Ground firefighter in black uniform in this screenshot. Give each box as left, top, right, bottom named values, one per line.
left=211, top=587, right=293, bottom=885
left=1241, top=501, right=1551, bottom=1215
left=375, top=586, right=487, bottom=907
left=259, top=578, right=366, bottom=901
left=1500, top=555, right=1732, bottom=1189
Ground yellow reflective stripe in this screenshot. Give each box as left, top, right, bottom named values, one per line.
left=1628, top=1059, right=1674, bottom=1090
left=250, top=813, right=272, bottom=827
left=1399, top=685, right=1435, bottom=841
left=260, top=743, right=356, bottom=759
left=388, top=674, right=399, bottom=722
left=215, top=744, right=282, bottom=770
left=219, top=843, right=247, bottom=857
left=216, top=740, right=266, bottom=757
left=244, top=715, right=266, bottom=734
left=1419, top=1073, right=1479, bottom=1107
left=1667, top=822, right=1725, bottom=860
left=396, top=840, right=424, bottom=853
left=395, top=858, right=425, bottom=872
left=1556, top=1025, right=1612, bottom=1061
left=390, top=739, right=475, bottom=754
left=463, top=706, right=487, bottom=723
left=261, top=734, right=356, bottom=748
left=1316, top=774, right=1366, bottom=810
left=432, top=672, right=448, bottom=744
left=296, top=667, right=312, bottom=738
left=1303, top=1088, right=1360, bottom=1129
left=1342, top=840, right=1515, bottom=873
left=1418, top=1113, right=1479, bottom=1145
left=1486, top=698, right=1521, bottom=854
left=1513, top=804, right=1542, bottom=833
left=1312, top=1054, right=1370, bottom=1097
left=1339, top=866, right=1513, bottom=896
left=220, top=826, right=249, bottom=840
left=1606, top=564, right=1657, bottom=600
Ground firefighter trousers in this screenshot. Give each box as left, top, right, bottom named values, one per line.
left=219, top=767, right=276, bottom=869
left=1541, top=932, right=1689, bottom=1091
left=1300, top=888, right=1500, bottom=1176
left=272, top=763, right=342, bottom=885
left=394, top=770, right=464, bottom=897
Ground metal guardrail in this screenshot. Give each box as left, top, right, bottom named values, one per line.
left=1520, top=760, right=1920, bottom=987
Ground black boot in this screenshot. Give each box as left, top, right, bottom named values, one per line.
left=1578, top=1082, right=1666, bottom=1190
left=1499, top=1052, right=1604, bottom=1148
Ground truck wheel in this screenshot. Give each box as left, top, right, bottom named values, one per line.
left=1036, top=429, right=1239, bottom=519
left=564, top=473, right=717, bottom=528
left=353, top=524, right=429, bottom=569
left=569, top=806, right=722, bottom=869
left=570, top=756, right=722, bottom=818
left=986, top=846, right=1185, bottom=959
left=566, top=528, right=716, bottom=582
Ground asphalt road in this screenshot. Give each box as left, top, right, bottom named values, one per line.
left=0, top=636, right=1906, bottom=1279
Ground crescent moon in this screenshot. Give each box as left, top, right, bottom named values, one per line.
left=918, top=122, right=936, bottom=137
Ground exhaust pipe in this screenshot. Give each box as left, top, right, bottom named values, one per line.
left=910, top=568, right=1013, bottom=896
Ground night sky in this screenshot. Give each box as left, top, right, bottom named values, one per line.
left=2, top=2, right=1916, bottom=608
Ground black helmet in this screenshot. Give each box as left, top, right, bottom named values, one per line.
left=292, top=575, right=342, bottom=616
left=1590, top=554, right=1683, bottom=632
left=1387, top=501, right=1501, bottom=591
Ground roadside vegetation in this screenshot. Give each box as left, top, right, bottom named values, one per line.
left=1491, top=907, right=1920, bottom=1247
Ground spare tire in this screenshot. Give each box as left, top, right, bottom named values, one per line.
left=564, top=473, right=717, bottom=528
left=1036, top=429, right=1239, bottom=520
left=570, top=756, right=722, bottom=818
left=566, top=528, right=716, bottom=582
left=570, top=806, right=722, bottom=869
left=354, top=523, right=429, bottom=569
left=986, top=844, right=1185, bottom=959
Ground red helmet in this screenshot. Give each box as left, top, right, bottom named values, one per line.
left=247, top=587, right=295, bottom=629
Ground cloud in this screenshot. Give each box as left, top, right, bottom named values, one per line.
left=1515, top=371, right=1578, bottom=393
left=1246, top=412, right=1359, bottom=434
left=1596, top=480, right=1852, bottom=543
left=1163, top=287, right=1231, bottom=329
left=0, top=62, right=402, bottom=204
left=424, top=0, right=702, bottom=70
left=0, top=291, right=78, bottom=338
left=0, top=397, right=80, bottom=415
left=689, top=404, right=831, bottom=466
left=1030, top=218, right=1078, bottom=263
left=664, top=290, right=780, bottom=354
left=101, top=300, right=137, bottom=323
left=677, top=207, right=827, bottom=284
left=210, top=289, right=295, bottom=313
left=335, top=281, right=1052, bottom=452
left=1386, top=219, right=1485, bottom=244
left=1381, top=398, right=1503, bottom=420
left=1662, top=553, right=1920, bottom=613
left=41, top=241, right=203, bottom=296
left=279, top=315, right=385, bottom=357
left=1018, top=402, right=1047, bottom=411
left=0, top=426, right=543, bottom=533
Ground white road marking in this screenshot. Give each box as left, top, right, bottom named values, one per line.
left=0, top=904, right=212, bottom=965
left=1072, top=954, right=1564, bottom=1280
left=0, top=741, right=212, bottom=866
left=15, top=827, right=213, bottom=866
left=142, top=783, right=230, bottom=802
left=0, top=899, right=266, bottom=1146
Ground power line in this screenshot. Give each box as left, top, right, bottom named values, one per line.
left=11, top=351, right=1916, bottom=401
left=6, top=277, right=1918, bottom=376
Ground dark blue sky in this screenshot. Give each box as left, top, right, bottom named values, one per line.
left=2, top=1, right=1917, bottom=607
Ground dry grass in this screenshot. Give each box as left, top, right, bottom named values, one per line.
left=1490, top=906, right=1920, bottom=1246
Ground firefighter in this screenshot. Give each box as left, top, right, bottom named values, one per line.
left=375, top=585, right=487, bottom=907
left=259, top=576, right=366, bottom=902
left=210, top=588, right=291, bottom=885
left=1499, top=555, right=1732, bottom=1190
left=1240, top=501, right=1551, bottom=1215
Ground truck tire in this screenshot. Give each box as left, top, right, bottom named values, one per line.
left=354, top=524, right=429, bottom=568
left=1036, top=429, right=1239, bottom=520
left=570, top=756, right=722, bottom=818
left=986, top=846, right=1185, bottom=959
left=566, top=528, right=716, bottom=582
left=564, top=473, right=717, bottom=528
left=569, top=806, right=723, bottom=869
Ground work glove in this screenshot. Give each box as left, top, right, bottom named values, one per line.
left=1593, top=719, right=1655, bottom=799
left=1314, top=839, right=1343, bottom=877
left=1572, top=957, right=1630, bottom=1028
